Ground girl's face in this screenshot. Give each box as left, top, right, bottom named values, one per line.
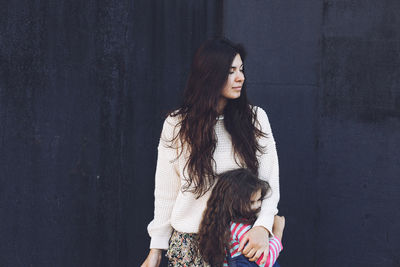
left=221, top=54, right=245, bottom=100
left=250, top=189, right=262, bottom=210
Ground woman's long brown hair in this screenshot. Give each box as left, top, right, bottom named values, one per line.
left=165, top=37, right=268, bottom=198
left=198, top=168, right=270, bottom=266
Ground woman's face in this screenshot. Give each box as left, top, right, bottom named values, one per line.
left=250, top=189, right=262, bottom=210
left=221, top=54, right=245, bottom=100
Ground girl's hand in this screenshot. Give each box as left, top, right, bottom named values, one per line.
left=141, top=249, right=162, bottom=267
left=238, top=226, right=270, bottom=264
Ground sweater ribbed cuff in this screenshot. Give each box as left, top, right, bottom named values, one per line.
left=149, top=234, right=171, bottom=250
left=253, top=213, right=275, bottom=238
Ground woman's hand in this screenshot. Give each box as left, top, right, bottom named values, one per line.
left=238, top=226, right=270, bottom=264
left=141, top=249, right=162, bottom=267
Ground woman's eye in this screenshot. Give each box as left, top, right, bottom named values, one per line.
left=229, top=69, right=244, bottom=74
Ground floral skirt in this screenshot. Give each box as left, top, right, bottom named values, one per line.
left=166, top=229, right=211, bottom=267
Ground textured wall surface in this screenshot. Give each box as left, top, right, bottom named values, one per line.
left=1, top=0, right=399, bottom=266
left=0, top=0, right=221, bottom=265
left=224, top=0, right=400, bottom=266
left=316, top=1, right=400, bottom=265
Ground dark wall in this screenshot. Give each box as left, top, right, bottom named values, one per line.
left=0, top=0, right=221, bottom=266
left=1, top=0, right=399, bottom=267
left=224, top=1, right=400, bottom=266
left=317, top=1, right=400, bottom=265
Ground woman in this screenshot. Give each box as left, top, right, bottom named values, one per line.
left=141, top=37, right=280, bottom=266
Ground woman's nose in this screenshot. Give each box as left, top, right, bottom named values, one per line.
left=236, top=71, right=245, bottom=82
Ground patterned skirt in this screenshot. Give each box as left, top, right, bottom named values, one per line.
left=166, top=229, right=211, bottom=267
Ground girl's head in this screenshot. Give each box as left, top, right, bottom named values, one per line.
left=167, top=37, right=268, bottom=198
left=198, top=168, right=270, bottom=265
left=207, top=168, right=270, bottom=224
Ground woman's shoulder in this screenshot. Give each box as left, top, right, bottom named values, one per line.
left=162, top=107, right=186, bottom=126
left=249, top=104, right=268, bottom=118
left=159, top=109, right=182, bottom=140
left=164, top=109, right=181, bottom=125
left=249, top=105, right=271, bottom=132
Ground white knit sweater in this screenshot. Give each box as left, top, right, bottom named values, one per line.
left=147, top=106, right=280, bottom=249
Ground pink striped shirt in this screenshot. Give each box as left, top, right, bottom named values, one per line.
left=223, top=222, right=283, bottom=267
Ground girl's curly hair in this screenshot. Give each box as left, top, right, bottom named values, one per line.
left=198, top=168, right=270, bottom=266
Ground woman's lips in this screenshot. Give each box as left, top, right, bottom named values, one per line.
left=232, top=86, right=242, bottom=90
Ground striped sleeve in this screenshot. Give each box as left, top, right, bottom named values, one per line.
left=227, top=222, right=283, bottom=267
left=255, top=236, right=283, bottom=267
left=231, top=222, right=252, bottom=257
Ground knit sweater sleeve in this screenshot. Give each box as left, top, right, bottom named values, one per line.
left=147, top=115, right=181, bottom=249
left=253, top=107, right=280, bottom=236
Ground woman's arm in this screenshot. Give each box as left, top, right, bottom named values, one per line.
left=141, top=249, right=162, bottom=267
left=238, top=107, right=280, bottom=264
left=253, top=106, right=280, bottom=236
left=146, top=116, right=181, bottom=250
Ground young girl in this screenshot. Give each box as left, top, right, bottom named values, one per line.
left=198, top=168, right=285, bottom=267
